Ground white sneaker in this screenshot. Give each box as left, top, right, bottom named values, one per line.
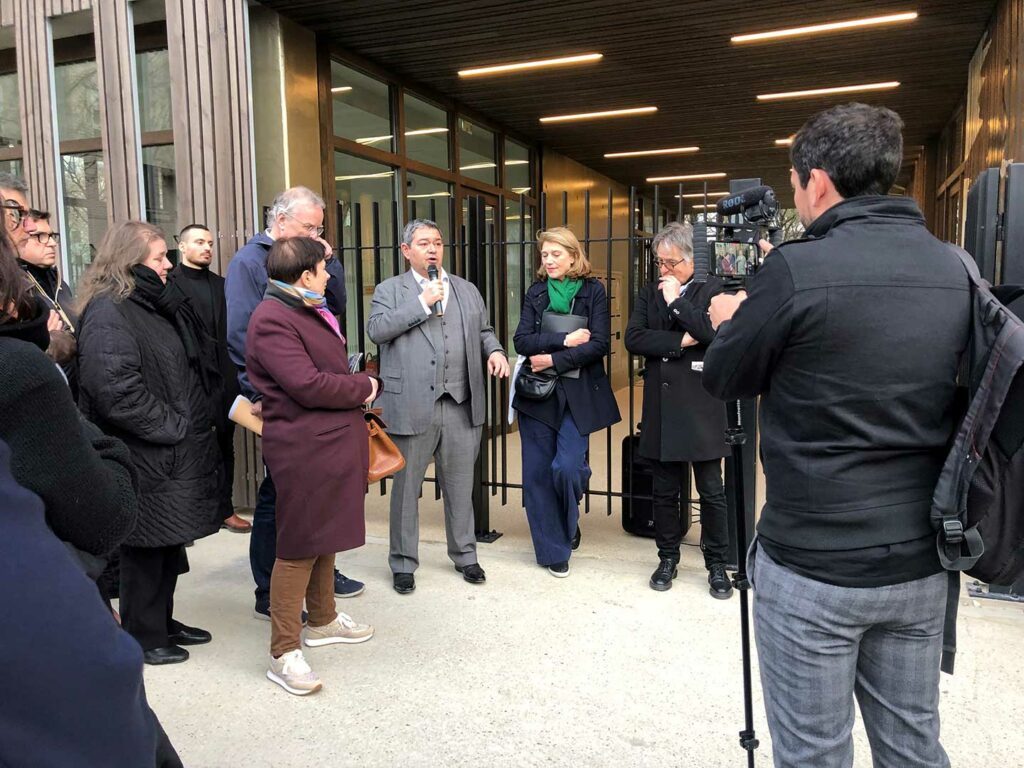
left=267, top=649, right=322, bottom=696
left=303, top=612, right=374, bottom=647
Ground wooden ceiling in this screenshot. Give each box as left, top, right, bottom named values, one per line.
left=260, top=0, right=996, bottom=206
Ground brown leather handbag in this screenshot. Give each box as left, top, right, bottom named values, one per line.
left=365, top=408, right=405, bottom=483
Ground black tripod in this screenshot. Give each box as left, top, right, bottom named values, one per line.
left=726, top=398, right=759, bottom=767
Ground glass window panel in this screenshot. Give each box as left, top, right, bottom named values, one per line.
left=406, top=172, right=452, bottom=242
left=54, top=60, right=101, bottom=142
left=0, top=73, right=20, bottom=149
left=504, top=198, right=535, bottom=358
left=403, top=92, right=449, bottom=170
left=60, top=151, right=107, bottom=288
left=142, top=145, right=177, bottom=251
left=458, top=118, right=495, bottom=185
left=137, top=49, right=172, bottom=134
left=504, top=138, right=531, bottom=195
left=331, top=61, right=392, bottom=152
left=334, top=151, right=397, bottom=357
left=0, top=159, right=23, bottom=177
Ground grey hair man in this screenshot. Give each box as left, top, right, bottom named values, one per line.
left=0, top=173, right=41, bottom=248
left=225, top=186, right=363, bottom=619
left=624, top=220, right=732, bottom=597
left=368, top=218, right=509, bottom=594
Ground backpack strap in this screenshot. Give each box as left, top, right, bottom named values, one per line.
left=941, top=570, right=961, bottom=674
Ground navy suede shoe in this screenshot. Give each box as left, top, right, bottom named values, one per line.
left=334, top=570, right=365, bottom=598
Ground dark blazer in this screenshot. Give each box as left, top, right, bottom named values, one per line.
left=625, top=278, right=728, bottom=462
left=512, top=277, right=621, bottom=436
left=78, top=292, right=220, bottom=548
left=246, top=298, right=375, bottom=559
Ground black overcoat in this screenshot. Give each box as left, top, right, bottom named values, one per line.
left=624, top=278, right=728, bottom=462
left=78, top=292, right=220, bottom=547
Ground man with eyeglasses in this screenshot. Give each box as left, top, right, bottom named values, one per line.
left=226, top=186, right=363, bottom=621
left=0, top=173, right=42, bottom=248
left=624, top=220, right=733, bottom=598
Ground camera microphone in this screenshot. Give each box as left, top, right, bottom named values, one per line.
left=426, top=264, right=443, bottom=317
left=716, top=186, right=777, bottom=220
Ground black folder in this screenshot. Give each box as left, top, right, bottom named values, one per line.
left=541, top=310, right=588, bottom=379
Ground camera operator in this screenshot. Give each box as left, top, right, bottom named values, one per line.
left=703, top=102, right=970, bottom=768
left=624, top=222, right=731, bottom=598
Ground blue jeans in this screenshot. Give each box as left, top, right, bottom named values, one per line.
left=748, top=543, right=950, bottom=768
left=250, top=468, right=276, bottom=608
left=519, top=411, right=590, bottom=566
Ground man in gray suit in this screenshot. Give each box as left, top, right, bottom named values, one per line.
left=368, top=219, right=509, bottom=594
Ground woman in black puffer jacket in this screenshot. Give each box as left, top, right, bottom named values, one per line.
left=78, top=221, right=221, bottom=666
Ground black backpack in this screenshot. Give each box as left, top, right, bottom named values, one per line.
left=931, top=246, right=1024, bottom=673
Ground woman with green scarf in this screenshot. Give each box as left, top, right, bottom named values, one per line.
left=512, top=227, right=621, bottom=577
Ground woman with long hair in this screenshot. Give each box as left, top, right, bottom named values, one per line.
left=512, top=227, right=621, bottom=577
left=77, top=221, right=221, bottom=665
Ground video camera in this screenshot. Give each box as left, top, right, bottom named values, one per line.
left=692, top=185, right=784, bottom=286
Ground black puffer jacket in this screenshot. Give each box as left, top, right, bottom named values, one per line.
left=78, top=291, right=220, bottom=547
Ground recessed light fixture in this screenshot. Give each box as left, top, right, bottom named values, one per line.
left=691, top=203, right=718, bottom=209
left=646, top=172, right=727, bottom=182
left=504, top=159, right=529, bottom=166
left=604, top=146, right=699, bottom=158
left=331, top=86, right=352, bottom=94
left=407, top=192, right=453, bottom=199
left=675, top=192, right=730, bottom=199
left=460, top=162, right=497, bottom=170
left=405, top=127, right=448, bottom=136
left=355, top=134, right=393, bottom=145
left=775, top=137, right=794, bottom=146
left=732, top=12, right=918, bottom=44
left=512, top=187, right=532, bottom=194
left=459, top=52, right=603, bottom=78
left=541, top=106, right=657, bottom=123
left=757, top=82, right=900, bottom=101
left=335, top=172, right=395, bottom=181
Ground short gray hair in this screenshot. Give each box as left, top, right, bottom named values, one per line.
left=0, top=172, right=29, bottom=196
left=266, top=186, right=325, bottom=229
left=403, top=218, right=442, bottom=246
left=651, top=221, right=693, bottom=262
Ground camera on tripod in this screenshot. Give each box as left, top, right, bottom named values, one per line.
left=693, top=185, right=783, bottom=286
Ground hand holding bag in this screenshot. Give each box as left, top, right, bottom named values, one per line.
left=365, top=408, right=405, bottom=482
left=514, top=361, right=558, bottom=401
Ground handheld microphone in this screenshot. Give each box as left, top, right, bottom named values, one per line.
left=426, top=264, right=443, bottom=317
left=715, top=186, right=777, bottom=221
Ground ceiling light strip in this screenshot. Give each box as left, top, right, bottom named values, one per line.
left=757, top=81, right=900, bottom=101
left=459, top=53, right=603, bottom=78
left=541, top=106, right=657, bottom=123
left=676, top=192, right=730, bottom=199
left=604, top=146, right=699, bottom=158
left=646, top=172, right=727, bottom=182
left=732, top=12, right=918, bottom=44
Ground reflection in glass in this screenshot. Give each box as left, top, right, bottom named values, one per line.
left=406, top=172, right=452, bottom=242
left=458, top=118, right=496, bottom=185
left=142, top=146, right=177, bottom=251
left=504, top=139, right=531, bottom=194
left=331, top=62, right=392, bottom=152
left=60, top=152, right=107, bottom=288
left=0, top=72, right=20, bottom=148
left=0, top=159, right=23, bottom=177
left=137, top=49, right=172, bottom=133
left=54, top=60, right=101, bottom=142
left=404, top=93, right=449, bottom=170
left=335, top=152, right=397, bottom=356
left=504, top=198, right=534, bottom=358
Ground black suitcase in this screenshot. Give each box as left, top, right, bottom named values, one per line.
left=621, top=433, right=691, bottom=538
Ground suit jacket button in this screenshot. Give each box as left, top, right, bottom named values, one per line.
left=430, top=385, right=435, bottom=390
left=662, top=357, right=669, bottom=362
left=662, top=382, right=669, bottom=388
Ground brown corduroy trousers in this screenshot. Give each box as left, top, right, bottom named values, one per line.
left=269, top=554, right=337, bottom=658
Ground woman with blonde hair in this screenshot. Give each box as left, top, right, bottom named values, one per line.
left=512, top=227, right=620, bottom=577
left=78, top=221, right=221, bottom=665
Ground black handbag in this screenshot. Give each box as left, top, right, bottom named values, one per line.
left=514, top=361, right=558, bottom=401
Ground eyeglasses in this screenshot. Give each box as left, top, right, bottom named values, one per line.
left=2, top=199, right=28, bottom=226
left=652, top=257, right=685, bottom=268
left=28, top=231, right=60, bottom=246
left=283, top=211, right=325, bottom=237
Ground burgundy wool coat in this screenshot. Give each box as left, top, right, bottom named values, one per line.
left=246, top=298, right=374, bottom=559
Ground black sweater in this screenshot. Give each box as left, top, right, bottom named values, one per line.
left=703, top=196, right=971, bottom=583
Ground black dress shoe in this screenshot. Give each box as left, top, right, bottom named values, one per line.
left=393, top=573, right=416, bottom=594
left=143, top=646, right=190, bottom=665
left=708, top=563, right=734, bottom=600
left=571, top=525, right=582, bottom=551
left=455, top=563, right=486, bottom=583
left=168, top=621, right=212, bottom=646
left=649, top=558, right=678, bottom=592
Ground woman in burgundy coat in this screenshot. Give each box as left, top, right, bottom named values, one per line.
left=246, top=236, right=379, bottom=696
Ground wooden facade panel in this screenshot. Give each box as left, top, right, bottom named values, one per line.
left=1, top=0, right=14, bottom=28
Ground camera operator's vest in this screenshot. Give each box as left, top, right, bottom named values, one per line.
left=426, top=288, right=469, bottom=403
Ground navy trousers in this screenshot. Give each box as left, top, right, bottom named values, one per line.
left=518, top=410, right=590, bottom=566
left=250, top=467, right=276, bottom=609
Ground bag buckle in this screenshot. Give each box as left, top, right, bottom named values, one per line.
left=942, top=519, right=965, bottom=545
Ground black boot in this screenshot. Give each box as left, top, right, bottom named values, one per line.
left=571, top=524, right=581, bottom=551
left=708, top=563, right=734, bottom=599
left=649, top=558, right=678, bottom=591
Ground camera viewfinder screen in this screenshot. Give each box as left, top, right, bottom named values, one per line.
left=713, top=241, right=759, bottom=277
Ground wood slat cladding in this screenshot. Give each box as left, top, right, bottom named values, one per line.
left=261, top=0, right=997, bottom=205
left=166, top=0, right=256, bottom=271
left=1, top=0, right=14, bottom=28
left=93, top=0, right=141, bottom=221
left=44, top=0, right=92, bottom=14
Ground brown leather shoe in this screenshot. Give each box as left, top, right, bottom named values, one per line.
left=221, top=512, right=252, bottom=533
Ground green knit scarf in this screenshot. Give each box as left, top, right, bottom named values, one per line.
left=546, top=277, right=582, bottom=314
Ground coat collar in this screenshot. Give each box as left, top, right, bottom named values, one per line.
left=804, top=195, right=926, bottom=239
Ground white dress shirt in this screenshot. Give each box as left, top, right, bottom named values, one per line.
left=415, top=267, right=450, bottom=315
